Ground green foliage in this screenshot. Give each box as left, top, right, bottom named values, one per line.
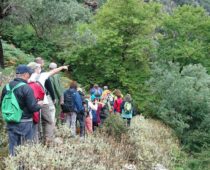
left=103, top=114, right=128, bottom=141
left=2, top=1, right=210, bottom=169
left=149, top=62, right=210, bottom=153
left=2, top=25, right=58, bottom=60
left=157, top=5, right=210, bottom=71
left=62, top=0, right=161, bottom=110
left=187, top=148, right=210, bottom=170
left=2, top=40, right=34, bottom=66
left=11, top=0, right=91, bottom=38
left=1, top=0, right=91, bottom=62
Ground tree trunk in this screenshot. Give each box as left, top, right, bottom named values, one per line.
left=0, top=39, right=5, bottom=69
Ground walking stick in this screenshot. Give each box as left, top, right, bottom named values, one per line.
left=39, top=109, right=43, bottom=143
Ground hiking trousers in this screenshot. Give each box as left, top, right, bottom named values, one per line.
left=66, top=112, right=77, bottom=136
left=41, top=104, right=54, bottom=144
left=85, top=116, right=93, bottom=134
left=47, top=95, right=56, bottom=124
left=77, top=112, right=85, bottom=137
left=7, top=121, right=33, bottom=156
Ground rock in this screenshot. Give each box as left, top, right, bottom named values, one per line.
left=153, top=164, right=168, bottom=170
left=53, top=137, right=63, bottom=145
left=123, top=163, right=136, bottom=170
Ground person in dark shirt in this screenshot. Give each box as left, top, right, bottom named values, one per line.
left=62, top=81, right=84, bottom=138
left=1, top=65, right=42, bottom=155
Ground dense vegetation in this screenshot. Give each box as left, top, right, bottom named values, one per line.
left=1, top=0, right=210, bottom=169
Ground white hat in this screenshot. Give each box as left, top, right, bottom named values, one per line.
left=49, top=62, right=57, bottom=69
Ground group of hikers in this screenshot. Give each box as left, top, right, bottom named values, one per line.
left=0, top=57, right=135, bottom=156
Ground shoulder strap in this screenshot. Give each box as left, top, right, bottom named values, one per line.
left=36, top=81, right=45, bottom=91
left=12, top=82, right=26, bottom=92
left=6, top=84, right=11, bottom=91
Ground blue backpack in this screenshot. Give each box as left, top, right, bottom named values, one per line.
left=92, top=109, right=97, bottom=123
left=62, top=89, right=75, bottom=112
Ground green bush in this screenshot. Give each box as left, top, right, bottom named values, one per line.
left=187, top=148, right=210, bottom=170
left=102, top=114, right=128, bottom=141
left=2, top=25, right=58, bottom=60
left=2, top=41, right=34, bottom=66
left=149, top=62, right=210, bottom=153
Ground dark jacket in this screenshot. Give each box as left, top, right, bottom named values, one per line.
left=1, top=78, right=41, bottom=120
left=63, top=88, right=84, bottom=113
left=45, top=78, right=55, bottom=101
left=41, top=70, right=55, bottom=101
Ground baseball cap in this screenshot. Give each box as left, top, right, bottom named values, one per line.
left=16, top=64, right=33, bottom=75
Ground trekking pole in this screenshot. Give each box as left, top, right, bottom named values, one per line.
left=39, top=109, right=43, bottom=143
left=84, top=113, right=86, bottom=139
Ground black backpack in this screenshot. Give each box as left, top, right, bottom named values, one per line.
left=62, top=89, right=75, bottom=112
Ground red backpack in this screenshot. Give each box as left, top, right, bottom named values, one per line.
left=28, top=82, right=45, bottom=123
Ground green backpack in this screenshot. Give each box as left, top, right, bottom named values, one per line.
left=1, top=82, right=26, bottom=123
left=124, top=102, right=132, bottom=114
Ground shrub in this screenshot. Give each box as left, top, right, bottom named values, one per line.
left=2, top=41, right=34, bottom=67
left=2, top=25, right=58, bottom=60
left=102, top=114, right=128, bottom=141
left=187, top=148, right=210, bottom=170
left=4, top=125, right=128, bottom=170
left=149, top=62, right=210, bottom=153
left=3, top=116, right=183, bottom=170
left=4, top=116, right=185, bottom=170
left=128, top=116, right=184, bottom=170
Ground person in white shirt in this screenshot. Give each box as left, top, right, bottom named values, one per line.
left=84, top=95, right=98, bottom=134
left=28, top=60, right=68, bottom=145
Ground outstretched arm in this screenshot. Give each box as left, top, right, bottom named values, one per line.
left=48, top=66, right=68, bottom=77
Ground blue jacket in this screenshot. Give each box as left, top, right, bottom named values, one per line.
left=71, top=88, right=84, bottom=113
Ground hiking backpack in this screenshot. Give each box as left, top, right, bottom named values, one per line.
left=124, top=102, right=132, bottom=114
left=92, top=109, right=97, bottom=124
left=1, top=82, right=26, bottom=122
left=94, top=89, right=102, bottom=97
left=62, top=89, right=75, bottom=112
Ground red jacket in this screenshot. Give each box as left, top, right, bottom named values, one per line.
left=114, top=98, right=123, bottom=113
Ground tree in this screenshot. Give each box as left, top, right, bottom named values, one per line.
left=149, top=62, right=210, bottom=152
left=157, top=5, right=210, bottom=72
left=64, top=0, right=161, bottom=109
left=11, top=0, right=90, bottom=39
left=0, top=0, right=13, bottom=68
left=0, top=0, right=91, bottom=61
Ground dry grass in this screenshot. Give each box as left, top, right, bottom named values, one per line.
left=128, top=116, right=181, bottom=170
